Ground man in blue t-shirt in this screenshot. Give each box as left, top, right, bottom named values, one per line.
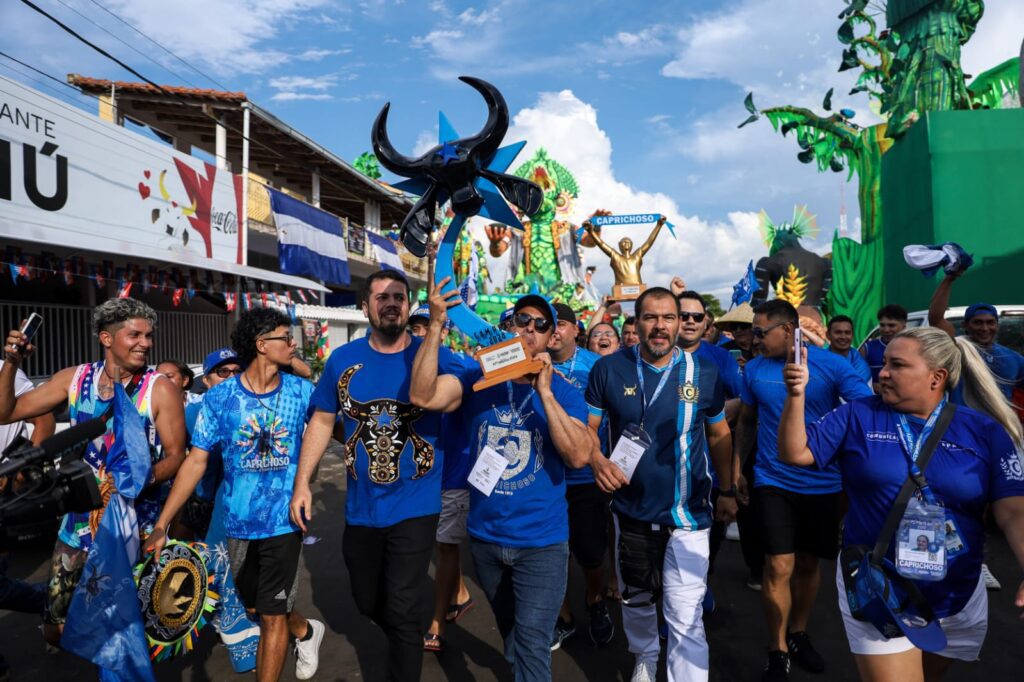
left=861, top=304, right=907, bottom=391
left=736, top=300, right=872, bottom=681
left=587, top=287, right=737, bottom=682
left=547, top=302, right=613, bottom=650
left=929, top=271, right=1024, bottom=400
left=410, top=285, right=594, bottom=682
left=826, top=315, right=871, bottom=384
left=290, top=270, right=459, bottom=682
left=147, top=308, right=324, bottom=682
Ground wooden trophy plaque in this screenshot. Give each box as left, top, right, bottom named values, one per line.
left=611, top=283, right=646, bottom=301
left=472, top=335, right=544, bottom=391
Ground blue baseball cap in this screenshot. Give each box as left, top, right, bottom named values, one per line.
left=499, top=308, right=515, bottom=324
left=409, top=306, right=430, bottom=322
left=513, top=294, right=558, bottom=327
left=964, top=303, right=998, bottom=321
left=203, top=347, right=239, bottom=375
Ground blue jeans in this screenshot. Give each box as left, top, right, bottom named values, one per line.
left=470, top=540, right=569, bottom=682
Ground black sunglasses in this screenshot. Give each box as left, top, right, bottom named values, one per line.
left=752, top=322, right=786, bottom=339
left=679, top=312, right=706, bottom=323
left=214, top=366, right=243, bottom=378
left=513, top=312, right=553, bottom=333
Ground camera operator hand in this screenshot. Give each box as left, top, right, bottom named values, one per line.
left=4, top=322, right=35, bottom=365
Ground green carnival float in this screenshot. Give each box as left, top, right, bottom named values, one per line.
left=740, top=0, right=1021, bottom=341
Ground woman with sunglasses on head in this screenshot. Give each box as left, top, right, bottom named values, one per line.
left=778, top=327, right=1024, bottom=682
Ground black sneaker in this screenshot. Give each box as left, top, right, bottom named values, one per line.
left=786, top=631, right=825, bottom=673
left=550, top=617, right=576, bottom=651
left=762, top=650, right=790, bottom=682
left=588, top=600, right=615, bottom=647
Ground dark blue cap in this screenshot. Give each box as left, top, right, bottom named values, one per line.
left=203, top=347, right=239, bottom=375
left=964, top=303, right=998, bottom=321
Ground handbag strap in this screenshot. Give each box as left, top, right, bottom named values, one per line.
left=869, top=402, right=956, bottom=563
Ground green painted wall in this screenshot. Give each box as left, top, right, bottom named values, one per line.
left=881, top=109, right=1024, bottom=312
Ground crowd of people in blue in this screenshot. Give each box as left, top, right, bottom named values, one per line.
left=1, top=264, right=1023, bottom=682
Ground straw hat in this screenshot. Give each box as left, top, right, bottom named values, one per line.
left=715, top=302, right=754, bottom=328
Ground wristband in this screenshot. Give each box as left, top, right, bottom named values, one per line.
left=717, top=485, right=738, bottom=498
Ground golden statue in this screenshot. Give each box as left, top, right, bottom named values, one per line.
left=583, top=216, right=666, bottom=296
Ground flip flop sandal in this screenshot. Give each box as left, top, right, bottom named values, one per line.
left=445, top=597, right=476, bottom=623
left=423, top=633, right=445, bottom=653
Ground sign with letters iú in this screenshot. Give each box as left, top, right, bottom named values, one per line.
left=0, top=75, right=245, bottom=264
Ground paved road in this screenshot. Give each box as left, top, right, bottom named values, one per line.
left=2, top=452, right=1022, bottom=680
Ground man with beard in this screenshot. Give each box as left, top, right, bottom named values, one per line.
left=589, top=323, right=621, bottom=357
left=409, top=287, right=594, bottom=681
left=587, top=287, right=737, bottom=682
left=928, top=271, right=1024, bottom=400
left=0, top=298, right=186, bottom=646
left=824, top=316, right=870, bottom=383
left=735, top=300, right=871, bottom=681
left=290, top=270, right=463, bottom=682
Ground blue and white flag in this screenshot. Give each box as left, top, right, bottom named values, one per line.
left=459, top=247, right=479, bottom=310
left=731, top=260, right=758, bottom=307
left=368, top=231, right=406, bottom=274
left=62, top=386, right=154, bottom=682
left=270, top=187, right=350, bottom=285
left=902, top=242, right=974, bottom=279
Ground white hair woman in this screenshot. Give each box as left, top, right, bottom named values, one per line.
left=777, top=327, right=1024, bottom=681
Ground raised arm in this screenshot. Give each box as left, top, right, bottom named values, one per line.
left=778, top=347, right=815, bottom=466
left=585, top=221, right=615, bottom=258
left=928, top=272, right=960, bottom=338
left=409, top=277, right=465, bottom=413
left=637, top=217, right=666, bottom=256
left=0, top=358, right=73, bottom=424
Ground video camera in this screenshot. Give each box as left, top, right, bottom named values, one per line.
left=0, top=418, right=104, bottom=547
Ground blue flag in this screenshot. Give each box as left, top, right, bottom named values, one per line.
left=62, top=385, right=154, bottom=682
left=731, top=260, right=758, bottom=307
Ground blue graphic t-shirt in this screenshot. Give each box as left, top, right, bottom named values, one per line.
left=971, top=341, right=1024, bottom=400
left=440, top=353, right=477, bottom=491
left=864, top=338, right=887, bottom=383
left=586, top=347, right=726, bottom=530
left=807, top=396, right=1024, bottom=617
left=311, top=336, right=461, bottom=527
left=192, top=372, right=314, bottom=540
left=457, top=370, right=588, bottom=547
left=553, top=347, right=602, bottom=485
left=741, top=345, right=872, bottom=494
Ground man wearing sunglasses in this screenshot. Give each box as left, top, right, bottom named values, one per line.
left=410, top=285, right=594, bottom=681
left=586, top=287, right=737, bottom=682
left=171, top=347, right=243, bottom=541
left=734, top=300, right=871, bottom=682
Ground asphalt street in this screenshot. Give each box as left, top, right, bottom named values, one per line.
left=2, top=449, right=1022, bottom=681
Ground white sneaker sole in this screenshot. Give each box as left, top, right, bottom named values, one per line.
left=295, top=619, right=325, bottom=680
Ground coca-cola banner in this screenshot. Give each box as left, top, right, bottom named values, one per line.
left=0, top=76, right=245, bottom=265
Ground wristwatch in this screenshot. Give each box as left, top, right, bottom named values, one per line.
left=718, top=485, right=738, bottom=498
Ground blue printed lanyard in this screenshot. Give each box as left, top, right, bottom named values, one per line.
left=894, top=398, right=946, bottom=505
left=635, top=347, right=679, bottom=429
left=503, top=381, right=535, bottom=435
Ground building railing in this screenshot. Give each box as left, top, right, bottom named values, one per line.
left=246, top=178, right=426, bottom=279
left=0, top=300, right=228, bottom=380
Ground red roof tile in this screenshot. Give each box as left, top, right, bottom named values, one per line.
left=67, top=74, right=247, bottom=102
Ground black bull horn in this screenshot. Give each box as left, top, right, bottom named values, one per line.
left=371, top=76, right=543, bottom=257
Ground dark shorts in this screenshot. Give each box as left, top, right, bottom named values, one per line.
left=227, top=532, right=302, bottom=616
left=754, top=486, right=840, bottom=559
left=567, top=483, right=611, bottom=570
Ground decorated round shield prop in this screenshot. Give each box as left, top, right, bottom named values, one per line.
left=134, top=540, right=219, bottom=661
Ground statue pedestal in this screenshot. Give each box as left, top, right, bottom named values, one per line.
left=472, top=336, right=544, bottom=391
left=611, top=283, right=646, bottom=301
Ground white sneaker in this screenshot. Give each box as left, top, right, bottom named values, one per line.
left=630, top=657, right=657, bottom=682
left=725, top=522, right=740, bottom=541
left=294, top=618, right=325, bottom=680
left=980, top=563, right=1001, bottom=591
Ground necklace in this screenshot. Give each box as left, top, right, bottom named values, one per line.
left=243, top=373, right=282, bottom=458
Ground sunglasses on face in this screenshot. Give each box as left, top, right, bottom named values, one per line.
left=513, top=312, right=553, bottom=333
left=214, top=365, right=243, bottom=378
left=679, top=312, right=706, bottom=323
left=260, top=333, right=294, bottom=344
left=751, top=322, right=786, bottom=339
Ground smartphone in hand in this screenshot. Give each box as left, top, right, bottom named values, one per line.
left=19, top=313, right=43, bottom=345
left=793, top=327, right=803, bottom=363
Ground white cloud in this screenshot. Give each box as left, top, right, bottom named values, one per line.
left=296, top=48, right=350, bottom=61
left=456, top=7, right=499, bottom=26
left=467, top=90, right=767, bottom=300
left=962, top=3, right=1024, bottom=79
left=268, top=74, right=337, bottom=91
left=270, top=92, right=333, bottom=101
left=102, top=0, right=333, bottom=76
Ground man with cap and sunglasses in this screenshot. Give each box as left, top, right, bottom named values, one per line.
left=170, top=347, right=243, bottom=541
left=928, top=271, right=1024, bottom=401
left=410, top=281, right=594, bottom=682
left=546, top=302, right=615, bottom=650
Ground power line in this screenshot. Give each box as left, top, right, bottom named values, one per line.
left=85, top=0, right=233, bottom=92
left=0, top=49, right=86, bottom=95
left=50, top=0, right=206, bottom=91
left=0, top=60, right=94, bottom=110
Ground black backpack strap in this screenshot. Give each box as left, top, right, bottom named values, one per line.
left=869, top=402, right=956, bottom=564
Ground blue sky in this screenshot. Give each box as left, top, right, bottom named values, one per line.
left=3, top=0, right=1022, bottom=298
